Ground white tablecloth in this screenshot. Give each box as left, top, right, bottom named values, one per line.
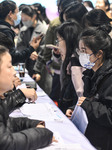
left=10, top=74, right=96, bottom=150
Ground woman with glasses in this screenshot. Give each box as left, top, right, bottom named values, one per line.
left=56, top=20, right=83, bottom=113
left=77, top=25, right=112, bottom=150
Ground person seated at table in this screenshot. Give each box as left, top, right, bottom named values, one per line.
left=0, top=31, right=40, bottom=110
left=76, top=26, right=112, bottom=150
left=0, top=45, right=56, bottom=150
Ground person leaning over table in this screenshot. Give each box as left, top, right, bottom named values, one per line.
left=66, top=8, right=112, bottom=119
left=75, top=26, right=112, bottom=150
left=0, top=45, right=57, bottom=150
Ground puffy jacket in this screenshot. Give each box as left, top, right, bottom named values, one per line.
left=0, top=89, right=53, bottom=150
left=81, top=59, right=112, bottom=150
left=4, top=89, right=26, bottom=113
left=0, top=20, right=35, bottom=65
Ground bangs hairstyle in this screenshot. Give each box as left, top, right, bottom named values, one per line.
left=0, top=0, right=16, bottom=20
left=79, top=27, right=112, bottom=60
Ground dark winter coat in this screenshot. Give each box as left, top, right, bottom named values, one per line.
left=0, top=89, right=53, bottom=150
left=0, top=20, right=35, bottom=65
left=81, top=59, right=112, bottom=150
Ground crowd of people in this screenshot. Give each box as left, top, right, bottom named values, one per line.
left=0, top=0, right=112, bottom=149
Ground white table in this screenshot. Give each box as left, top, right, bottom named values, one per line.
left=10, top=74, right=96, bottom=150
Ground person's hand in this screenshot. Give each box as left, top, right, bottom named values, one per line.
left=66, top=109, right=73, bottom=119
left=53, top=48, right=60, bottom=55
left=36, top=124, right=45, bottom=128
left=77, top=97, right=86, bottom=106
left=20, top=88, right=37, bottom=102
left=52, top=136, right=58, bottom=143
left=36, top=121, right=45, bottom=128
left=14, top=76, right=21, bottom=87
left=30, top=37, right=42, bottom=50
left=30, top=51, right=38, bottom=60
left=32, top=74, right=41, bottom=82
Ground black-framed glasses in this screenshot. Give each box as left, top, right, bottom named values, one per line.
left=55, top=39, right=64, bottom=44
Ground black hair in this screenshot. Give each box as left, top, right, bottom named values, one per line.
left=22, top=5, right=36, bottom=18
left=0, top=0, right=16, bottom=20
left=33, top=3, right=50, bottom=24
left=82, top=9, right=112, bottom=32
left=59, top=0, right=78, bottom=22
left=79, top=26, right=112, bottom=60
left=64, top=2, right=88, bottom=25
left=57, top=20, right=82, bottom=74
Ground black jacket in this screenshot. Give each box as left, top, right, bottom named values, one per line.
left=59, top=58, right=79, bottom=114
left=81, top=59, right=112, bottom=150
left=0, top=89, right=53, bottom=150
left=0, top=20, right=35, bottom=65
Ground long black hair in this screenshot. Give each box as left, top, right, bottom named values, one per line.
left=57, top=20, right=82, bottom=75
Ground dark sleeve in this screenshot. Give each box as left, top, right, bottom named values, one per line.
left=33, top=24, right=55, bottom=75
left=43, top=24, right=56, bottom=63
left=11, top=46, right=35, bottom=65
left=33, top=53, right=46, bottom=75
left=4, top=89, right=26, bottom=113
left=0, top=115, right=53, bottom=150
left=81, top=83, right=112, bottom=128
left=71, top=56, right=81, bottom=67
left=82, top=69, right=94, bottom=97
left=8, top=117, right=44, bottom=132
left=69, top=105, right=75, bottom=110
